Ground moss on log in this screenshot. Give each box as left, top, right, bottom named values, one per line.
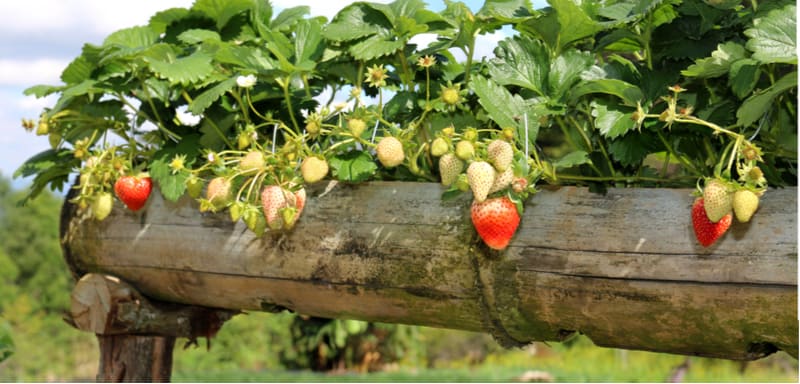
left=61, top=182, right=798, bottom=360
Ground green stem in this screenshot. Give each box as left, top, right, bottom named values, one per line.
left=656, top=130, right=703, bottom=177
left=280, top=77, right=300, bottom=133
left=229, top=89, right=250, bottom=123
left=397, top=50, right=412, bottom=91
left=463, top=27, right=480, bottom=87
left=182, top=91, right=234, bottom=149
left=139, top=80, right=180, bottom=142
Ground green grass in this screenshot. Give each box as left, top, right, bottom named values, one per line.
left=173, top=336, right=798, bottom=383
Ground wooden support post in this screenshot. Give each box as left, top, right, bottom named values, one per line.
left=67, top=273, right=237, bottom=382
left=95, top=335, right=175, bottom=382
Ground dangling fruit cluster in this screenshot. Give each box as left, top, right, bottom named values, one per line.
left=429, top=128, right=541, bottom=251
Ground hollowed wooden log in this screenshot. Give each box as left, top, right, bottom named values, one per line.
left=61, top=181, right=798, bottom=361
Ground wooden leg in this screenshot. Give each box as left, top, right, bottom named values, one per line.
left=96, top=335, right=175, bottom=382
left=67, top=274, right=237, bottom=382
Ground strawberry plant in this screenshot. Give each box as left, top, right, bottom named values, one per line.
left=17, top=0, right=796, bottom=249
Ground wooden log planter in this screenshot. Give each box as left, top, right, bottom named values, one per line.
left=60, top=181, right=797, bottom=380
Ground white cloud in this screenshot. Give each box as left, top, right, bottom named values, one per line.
left=0, top=1, right=194, bottom=36
left=271, top=0, right=391, bottom=19
left=0, top=59, right=68, bottom=87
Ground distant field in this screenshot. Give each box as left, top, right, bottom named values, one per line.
left=173, top=335, right=798, bottom=383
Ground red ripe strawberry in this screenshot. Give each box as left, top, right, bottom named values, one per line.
left=470, top=196, right=521, bottom=250
left=114, top=174, right=152, bottom=211
left=691, top=198, right=732, bottom=247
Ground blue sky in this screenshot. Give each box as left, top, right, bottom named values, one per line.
left=0, top=0, right=546, bottom=189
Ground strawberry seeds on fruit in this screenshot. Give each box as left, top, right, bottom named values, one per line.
left=114, top=174, right=153, bottom=212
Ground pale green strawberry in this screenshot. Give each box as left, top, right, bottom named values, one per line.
left=732, top=189, right=759, bottom=223
left=185, top=175, right=204, bottom=198
left=467, top=161, right=496, bottom=202
left=348, top=118, right=367, bottom=137
left=430, top=137, right=449, bottom=157
left=455, top=140, right=474, bottom=161
left=703, top=179, right=732, bottom=223
left=92, top=192, right=113, bottom=221
left=439, top=153, right=463, bottom=187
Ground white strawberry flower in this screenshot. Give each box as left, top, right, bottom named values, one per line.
left=175, top=105, right=201, bottom=126
left=236, top=74, right=257, bottom=88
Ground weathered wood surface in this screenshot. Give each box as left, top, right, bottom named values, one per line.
left=95, top=334, right=174, bottom=382
left=68, top=273, right=236, bottom=339
left=61, top=182, right=798, bottom=360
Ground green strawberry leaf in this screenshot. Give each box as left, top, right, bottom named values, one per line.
left=569, top=78, right=644, bottom=106
left=294, top=19, right=325, bottom=68
left=146, top=53, right=215, bottom=86
left=548, top=49, right=595, bottom=102
left=23, top=84, right=63, bottom=98
left=349, top=38, right=406, bottom=61
left=736, top=71, right=797, bottom=127
left=552, top=150, right=590, bottom=170
left=591, top=100, right=634, bottom=139
left=270, top=5, right=311, bottom=32
left=103, top=25, right=159, bottom=49
left=150, top=158, right=190, bottom=202
left=329, top=151, right=378, bottom=182
left=728, top=58, right=760, bottom=99
left=192, top=0, right=253, bottom=30
left=324, top=4, right=383, bottom=42
left=518, top=0, right=601, bottom=54
left=470, top=75, right=527, bottom=132
left=189, top=77, right=237, bottom=115
left=178, top=29, right=222, bottom=45
left=608, top=134, right=656, bottom=167
left=60, top=55, right=94, bottom=85
left=488, top=35, right=549, bottom=95
left=745, top=4, right=797, bottom=64
left=681, top=42, right=747, bottom=78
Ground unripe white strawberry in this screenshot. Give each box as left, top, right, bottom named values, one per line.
left=703, top=179, right=732, bottom=223
left=438, top=153, right=463, bottom=187
left=487, top=139, right=513, bottom=172
left=732, top=189, right=759, bottom=223
left=301, top=156, right=329, bottom=183
left=467, top=161, right=496, bottom=202
left=239, top=151, right=265, bottom=174
left=376, top=136, right=404, bottom=168
left=488, top=168, right=514, bottom=194
left=206, top=177, right=232, bottom=209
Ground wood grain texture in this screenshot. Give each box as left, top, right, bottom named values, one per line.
left=61, top=182, right=798, bottom=360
